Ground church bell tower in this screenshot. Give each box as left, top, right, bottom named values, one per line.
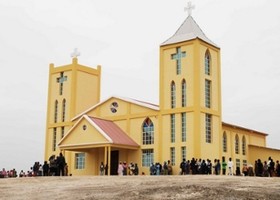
left=159, top=2, right=222, bottom=161
left=44, top=49, right=101, bottom=161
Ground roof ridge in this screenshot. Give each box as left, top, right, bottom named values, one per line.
left=88, top=116, right=112, bottom=122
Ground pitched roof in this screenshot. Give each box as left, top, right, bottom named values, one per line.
left=222, top=122, right=268, bottom=136
left=117, top=96, right=159, bottom=109
left=161, top=15, right=218, bottom=48
left=248, top=145, right=280, bottom=152
left=87, top=116, right=139, bottom=147
left=72, top=96, right=159, bottom=121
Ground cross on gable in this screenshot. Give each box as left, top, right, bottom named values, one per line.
left=184, top=1, right=195, bottom=16
left=171, top=47, right=186, bottom=75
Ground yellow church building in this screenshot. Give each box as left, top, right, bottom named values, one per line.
left=44, top=8, right=280, bottom=176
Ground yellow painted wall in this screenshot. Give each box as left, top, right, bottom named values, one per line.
left=112, top=112, right=159, bottom=175
left=157, top=38, right=221, bottom=174
left=61, top=118, right=108, bottom=146
left=63, top=97, right=160, bottom=175
left=69, top=149, right=97, bottom=176
left=75, top=67, right=100, bottom=116
left=199, top=44, right=220, bottom=111
left=99, top=99, right=129, bottom=117
left=44, top=58, right=101, bottom=163
left=221, top=125, right=268, bottom=172
left=186, top=112, right=194, bottom=157
left=199, top=114, right=221, bottom=160
left=160, top=42, right=195, bottom=110
left=248, top=146, right=280, bottom=166
left=89, top=98, right=159, bottom=119
left=47, top=70, right=72, bottom=124
left=44, top=25, right=280, bottom=177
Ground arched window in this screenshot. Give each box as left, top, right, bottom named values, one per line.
left=62, top=99, right=66, bottom=122
left=142, top=118, right=154, bottom=145
left=235, top=134, right=239, bottom=154
left=171, top=81, right=176, bottom=108
left=181, top=79, right=186, bottom=107
left=223, top=131, right=227, bottom=152
left=205, top=50, right=211, bottom=75
left=54, top=100, right=58, bottom=123
left=242, top=136, right=246, bottom=155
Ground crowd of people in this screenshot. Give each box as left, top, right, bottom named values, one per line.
left=0, top=153, right=68, bottom=178
left=0, top=168, right=17, bottom=178
left=1, top=155, right=280, bottom=178
left=249, top=157, right=280, bottom=177
left=99, top=161, right=140, bottom=176
left=117, top=161, right=139, bottom=175
left=146, top=156, right=280, bottom=177
left=150, top=160, right=173, bottom=175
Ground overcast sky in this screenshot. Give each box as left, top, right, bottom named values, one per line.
left=1, top=0, right=280, bottom=171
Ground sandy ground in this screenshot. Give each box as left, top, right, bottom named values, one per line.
left=1, top=175, right=280, bottom=200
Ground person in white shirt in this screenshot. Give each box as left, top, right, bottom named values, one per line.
left=228, top=157, right=234, bottom=175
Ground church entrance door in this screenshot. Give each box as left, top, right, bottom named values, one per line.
left=110, top=150, right=119, bottom=175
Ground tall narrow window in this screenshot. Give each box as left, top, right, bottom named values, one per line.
left=223, top=131, right=227, bottom=152
left=171, top=81, right=176, bottom=108
left=205, top=114, right=212, bottom=143
left=53, top=128, right=57, bottom=151
left=171, top=114, right=175, bottom=143
left=62, top=99, right=66, bottom=122
left=171, top=47, right=186, bottom=75
left=181, top=146, right=186, bottom=161
left=181, top=113, right=186, bottom=142
left=61, top=126, right=65, bottom=139
left=205, top=50, right=211, bottom=75
left=242, top=136, right=246, bottom=155
left=205, top=80, right=211, bottom=108
left=142, top=149, right=154, bottom=167
left=170, top=147, right=175, bottom=166
left=142, top=118, right=154, bottom=145
left=181, top=79, right=186, bottom=107
left=235, top=134, right=239, bottom=154
left=75, top=153, right=85, bottom=169
left=54, top=100, right=58, bottom=123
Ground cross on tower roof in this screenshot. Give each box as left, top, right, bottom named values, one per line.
left=71, top=48, right=81, bottom=58
left=184, top=1, right=195, bottom=16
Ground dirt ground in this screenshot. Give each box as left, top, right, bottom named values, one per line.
left=1, top=175, right=280, bottom=200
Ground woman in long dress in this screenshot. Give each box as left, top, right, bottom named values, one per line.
left=118, top=162, right=123, bottom=176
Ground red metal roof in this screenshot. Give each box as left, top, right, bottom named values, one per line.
left=88, top=117, right=139, bottom=147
